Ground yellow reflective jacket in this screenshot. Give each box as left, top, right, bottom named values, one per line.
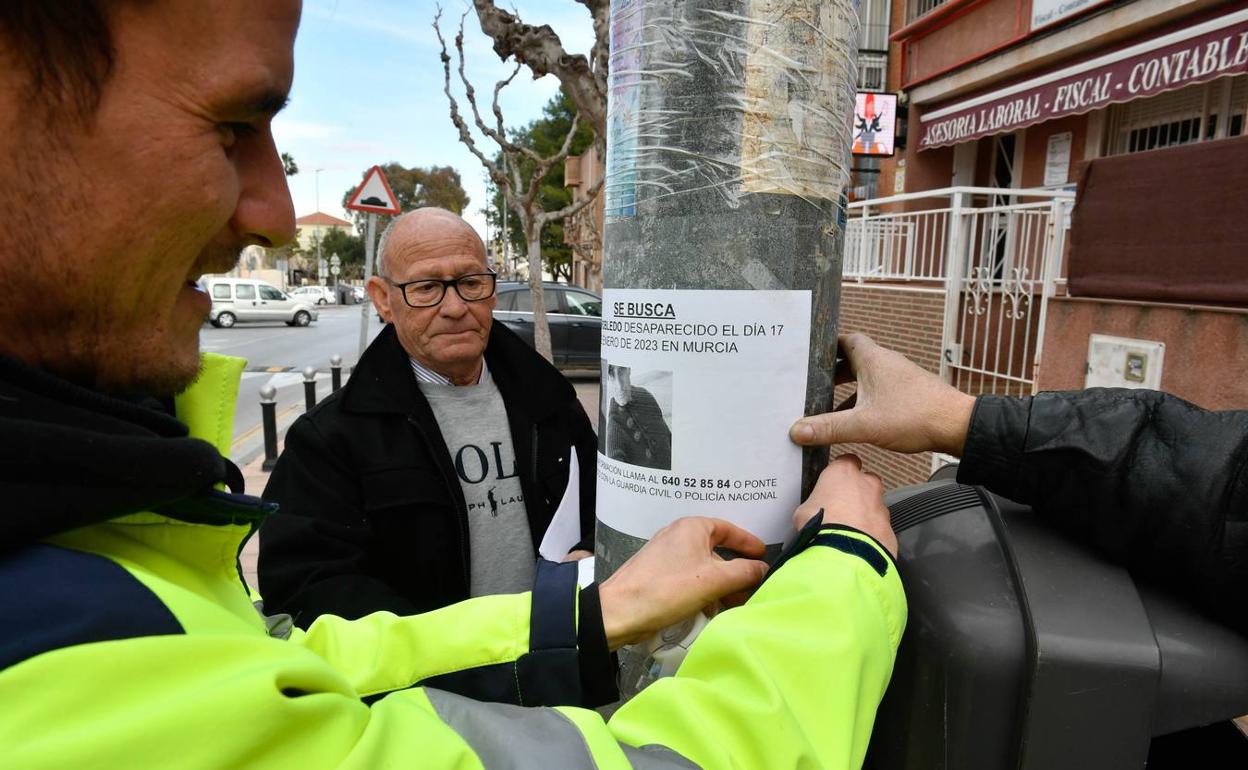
left=0, top=353, right=906, bottom=769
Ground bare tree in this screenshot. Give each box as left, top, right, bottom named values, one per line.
left=435, top=9, right=605, bottom=363
left=470, top=0, right=609, bottom=137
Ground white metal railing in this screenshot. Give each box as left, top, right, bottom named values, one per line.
left=845, top=203, right=951, bottom=280
left=844, top=186, right=1077, bottom=397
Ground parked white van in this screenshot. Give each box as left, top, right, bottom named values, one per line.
left=202, top=278, right=319, bottom=328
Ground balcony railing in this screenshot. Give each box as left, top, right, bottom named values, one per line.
left=844, top=186, right=1076, bottom=398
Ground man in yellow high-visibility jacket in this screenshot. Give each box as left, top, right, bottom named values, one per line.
left=0, top=2, right=905, bottom=767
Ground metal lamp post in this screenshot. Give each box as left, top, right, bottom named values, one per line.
left=314, top=167, right=325, bottom=284
left=594, top=0, right=860, bottom=695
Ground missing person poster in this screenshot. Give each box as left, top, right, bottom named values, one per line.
left=596, top=289, right=811, bottom=544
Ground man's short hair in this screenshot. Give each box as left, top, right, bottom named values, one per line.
left=0, top=1, right=132, bottom=120
left=376, top=215, right=402, bottom=279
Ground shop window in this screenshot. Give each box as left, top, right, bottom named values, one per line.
left=1127, top=116, right=1202, bottom=153
left=1231, top=75, right=1248, bottom=137
left=1107, top=75, right=1247, bottom=156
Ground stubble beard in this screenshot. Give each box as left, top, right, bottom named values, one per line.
left=0, top=205, right=231, bottom=399
left=0, top=96, right=224, bottom=399
left=104, top=239, right=245, bottom=398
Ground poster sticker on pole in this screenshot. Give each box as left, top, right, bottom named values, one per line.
left=596, top=289, right=811, bottom=544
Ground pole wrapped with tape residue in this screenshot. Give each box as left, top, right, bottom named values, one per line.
left=593, top=0, right=859, bottom=696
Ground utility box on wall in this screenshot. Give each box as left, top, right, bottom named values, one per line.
left=1085, top=334, right=1165, bottom=390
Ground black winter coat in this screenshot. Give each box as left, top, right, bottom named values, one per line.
left=606, top=387, right=672, bottom=470
left=958, top=388, right=1248, bottom=636
left=258, top=323, right=597, bottom=628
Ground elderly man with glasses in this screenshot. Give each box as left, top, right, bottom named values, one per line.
left=259, top=208, right=605, bottom=700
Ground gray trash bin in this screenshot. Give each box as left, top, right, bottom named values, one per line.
left=866, top=475, right=1248, bottom=769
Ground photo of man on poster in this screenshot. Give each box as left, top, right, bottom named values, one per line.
left=601, top=363, right=673, bottom=470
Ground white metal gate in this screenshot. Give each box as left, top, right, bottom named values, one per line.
left=846, top=186, right=1075, bottom=398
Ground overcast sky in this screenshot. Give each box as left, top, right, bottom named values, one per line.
left=273, top=0, right=595, bottom=239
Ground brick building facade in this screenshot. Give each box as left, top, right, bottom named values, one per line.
left=841, top=0, right=1248, bottom=489
left=835, top=285, right=945, bottom=488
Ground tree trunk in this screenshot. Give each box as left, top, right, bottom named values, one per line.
left=527, top=229, right=554, bottom=362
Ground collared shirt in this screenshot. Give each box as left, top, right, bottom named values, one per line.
left=409, top=357, right=485, bottom=386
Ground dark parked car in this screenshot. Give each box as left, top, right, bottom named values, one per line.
left=493, top=282, right=601, bottom=369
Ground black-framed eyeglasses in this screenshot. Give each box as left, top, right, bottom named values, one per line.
left=384, top=272, right=497, bottom=308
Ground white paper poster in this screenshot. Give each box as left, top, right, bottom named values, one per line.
left=596, top=289, right=811, bottom=544
left=538, top=451, right=582, bottom=562
left=1044, top=132, right=1073, bottom=187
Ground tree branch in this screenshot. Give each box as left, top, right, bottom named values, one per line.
left=472, top=0, right=607, bottom=136
left=537, top=173, right=605, bottom=228
left=522, top=110, right=582, bottom=206
left=437, top=3, right=605, bottom=304
left=490, top=64, right=521, bottom=143
left=434, top=9, right=504, bottom=185
left=449, top=12, right=542, bottom=167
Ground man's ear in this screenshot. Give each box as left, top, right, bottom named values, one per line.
left=366, top=277, right=392, bottom=323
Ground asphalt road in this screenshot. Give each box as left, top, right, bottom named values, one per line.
left=203, top=304, right=602, bottom=465
left=199, top=304, right=382, bottom=461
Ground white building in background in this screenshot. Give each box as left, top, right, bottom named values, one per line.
left=295, top=212, right=354, bottom=252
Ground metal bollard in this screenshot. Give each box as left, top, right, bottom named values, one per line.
left=330, top=354, right=342, bottom=392
left=260, top=385, right=279, bottom=472
left=303, top=366, right=317, bottom=412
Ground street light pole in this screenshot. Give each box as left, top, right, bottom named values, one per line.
left=483, top=170, right=496, bottom=271
left=315, top=167, right=325, bottom=285
left=502, top=156, right=511, bottom=279
left=594, top=0, right=857, bottom=695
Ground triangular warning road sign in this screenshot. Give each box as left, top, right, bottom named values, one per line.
left=346, top=165, right=401, bottom=215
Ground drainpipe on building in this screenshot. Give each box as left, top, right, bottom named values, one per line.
left=594, top=0, right=858, bottom=695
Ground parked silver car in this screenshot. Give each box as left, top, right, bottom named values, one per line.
left=289, top=285, right=336, bottom=305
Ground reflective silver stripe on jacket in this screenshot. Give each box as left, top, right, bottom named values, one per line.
left=424, top=688, right=700, bottom=769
